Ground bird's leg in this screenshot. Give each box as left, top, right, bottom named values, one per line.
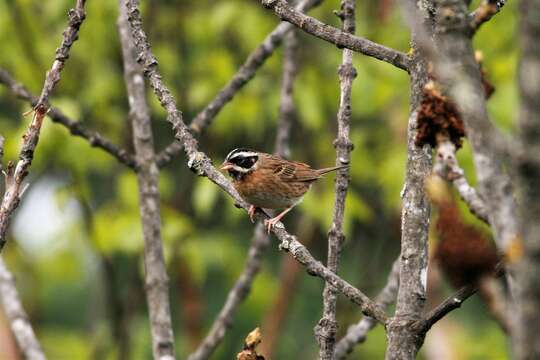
left=264, top=207, right=293, bottom=233
left=248, top=205, right=258, bottom=223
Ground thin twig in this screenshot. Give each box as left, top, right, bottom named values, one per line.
left=470, top=0, right=507, bottom=34
left=187, top=225, right=270, bottom=360
left=260, top=0, right=410, bottom=71
left=0, top=69, right=138, bottom=171
left=314, top=1, right=355, bottom=358
left=155, top=0, right=323, bottom=168
left=0, top=0, right=87, bottom=252
left=434, top=139, right=489, bottom=223
left=334, top=259, right=400, bottom=360
left=117, top=3, right=175, bottom=359
left=0, top=257, right=46, bottom=360
left=125, top=0, right=387, bottom=325
left=416, top=263, right=504, bottom=334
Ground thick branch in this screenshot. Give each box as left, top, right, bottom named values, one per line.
left=125, top=0, right=387, bottom=324
left=434, top=0, right=518, bottom=255
left=0, top=257, right=46, bottom=360
left=385, top=14, right=432, bottom=360
left=0, top=69, right=138, bottom=171
left=260, top=0, right=410, bottom=71
left=117, top=3, right=175, bottom=359
left=334, top=259, right=400, bottom=360
left=187, top=225, right=270, bottom=360
left=515, top=0, right=540, bottom=357
left=0, top=0, right=87, bottom=252
left=434, top=139, right=489, bottom=223
left=155, top=0, right=322, bottom=168
left=314, top=1, right=355, bottom=358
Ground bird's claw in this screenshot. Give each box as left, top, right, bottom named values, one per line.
left=264, top=217, right=280, bottom=233
left=248, top=205, right=257, bottom=223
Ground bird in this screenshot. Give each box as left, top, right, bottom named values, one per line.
left=220, top=148, right=348, bottom=233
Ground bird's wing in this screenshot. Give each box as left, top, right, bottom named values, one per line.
left=271, top=159, right=321, bottom=183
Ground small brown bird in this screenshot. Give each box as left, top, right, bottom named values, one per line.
left=220, top=148, right=347, bottom=232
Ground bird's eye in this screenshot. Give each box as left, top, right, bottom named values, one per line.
left=235, top=156, right=257, bottom=169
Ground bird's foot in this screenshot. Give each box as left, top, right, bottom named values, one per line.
left=264, top=217, right=281, bottom=233
left=248, top=205, right=257, bottom=223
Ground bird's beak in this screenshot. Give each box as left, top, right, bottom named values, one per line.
left=220, top=162, right=233, bottom=171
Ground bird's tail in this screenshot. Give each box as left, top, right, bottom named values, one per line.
left=316, top=164, right=349, bottom=175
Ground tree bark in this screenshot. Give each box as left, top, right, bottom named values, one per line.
left=118, top=3, right=175, bottom=358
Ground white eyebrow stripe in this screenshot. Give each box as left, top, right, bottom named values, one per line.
left=229, top=151, right=258, bottom=160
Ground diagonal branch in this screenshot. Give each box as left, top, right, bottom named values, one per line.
left=0, top=69, right=138, bottom=171
left=155, top=0, right=323, bottom=168
left=0, top=0, right=87, bottom=252
left=188, top=25, right=300, bottom=357
left=0, top=136, right=46, bottom=360
left=125, top=0, right=387, bottom=325
left=0, top=257, right=46, bottom=360
left=260, top=0, right=410, bottom=71
left=187, top=225, right=270, bottom=360
left=117, top=2, right=175, bottom=359
left=434, top=139, right=489, bottom=224
left=416, top=263, right=504, bottom=334
left=470, top=0, right=507, bottom=34
left=315, top=1, right=356, bottom=358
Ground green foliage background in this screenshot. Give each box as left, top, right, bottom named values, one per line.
left=0, top=0, right=515, bottom=358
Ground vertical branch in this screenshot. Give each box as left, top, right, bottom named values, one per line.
left=314, top=1, right=356, bottom=359
left=117, top=3, right=175, bottom=359
left=385, top=8, right=432, bottom=359
left=0, top=0, right=86, bottom=252
left=515, top=0, right=540, bottom=357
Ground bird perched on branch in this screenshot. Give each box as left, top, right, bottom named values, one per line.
left=220, top=148, right=347, bottom=232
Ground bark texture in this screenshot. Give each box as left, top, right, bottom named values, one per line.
left=261, top=0, right=410, bottom=71
left=0, top=0, right=87, bottom=252
left=314, top=1, right=356, bottom=358
left=0, top=258, right=46, bottom=360
left=515, top=0, right=540, bottom=357
left=385, top=27, right=432, bottom=360
left=118, top=3, right=175, bottom=358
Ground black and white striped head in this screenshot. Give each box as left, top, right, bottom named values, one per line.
left=220, top=148, right=259, bottom=180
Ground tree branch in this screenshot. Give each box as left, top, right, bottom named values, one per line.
left=515, top=0, right=540, bottom=356
left=433, top=0, right=518, bottom=258
left=117, top=3, right=175, bottom=359
left=0, top=0, right=87, bottom=252
left=385, top=3, right=432, bottom=358
left=187, top=225, right=270, bottom=360
left=334, top=259, right=400, bottom=360
left=154, top=0, right=323, bottom=168
left=260, top=0, right=410, bottom=71
left=0, top=257, right=46, bottom=360
left=314, top=1, right=356, bottom=358
left=0, top=69, right=138, bottom=171
left=417, top=263, right=504, bottom=334
left=470, top=0, right=507, bottom=34
left=434, top=139, right=489, bottom=224
left=125, top=0, right=387, bottom=325
left=188, top=19, right=301, bottom=358
left=0, top=136, right=46, bottom=360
